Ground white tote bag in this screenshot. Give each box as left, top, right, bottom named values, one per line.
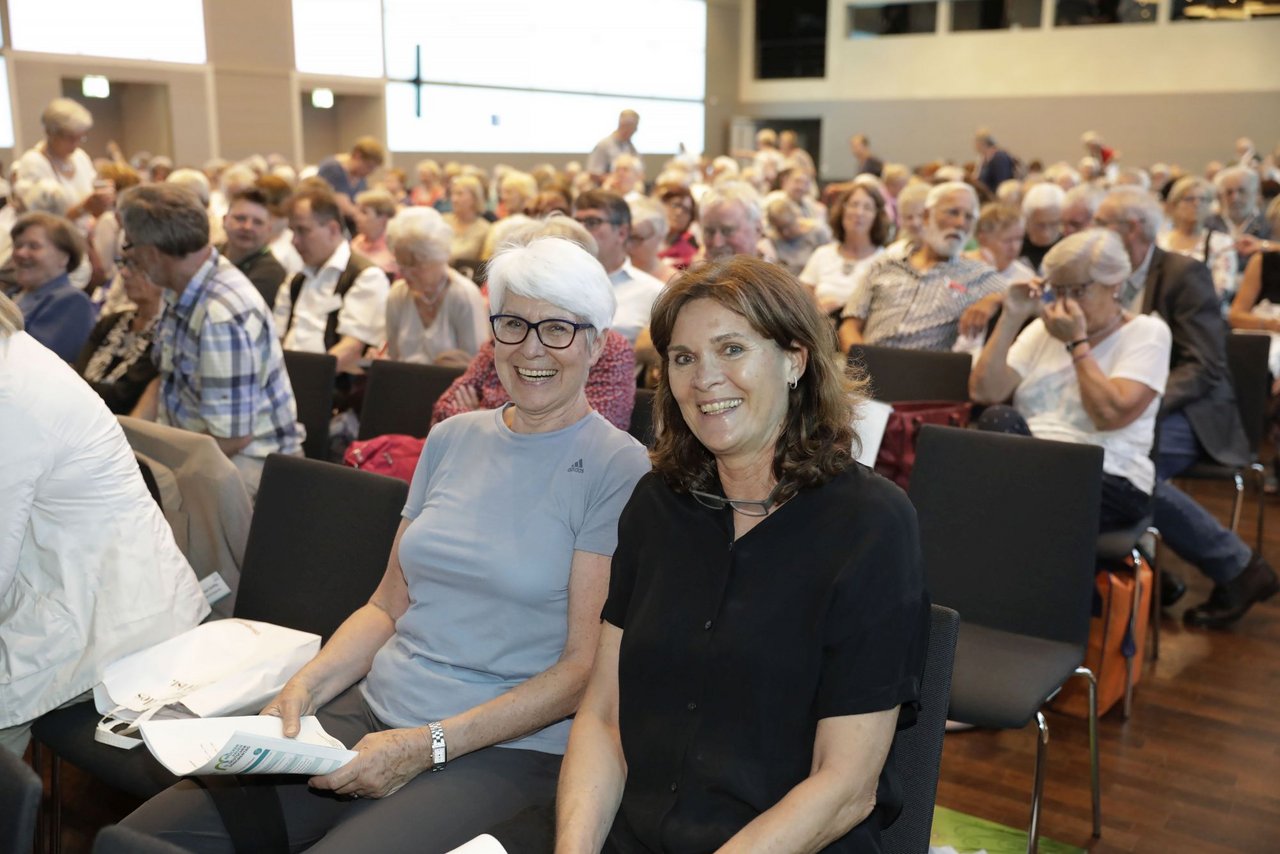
left=93, top=619, right=320, bottom=749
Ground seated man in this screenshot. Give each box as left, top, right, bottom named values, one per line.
left=272, top=186, right=390, bottom=373
left=697, top=181, right=777, bottom=264
left=317, top=136, right=386, bottom=221
left=121, top=184, right=303, bottom=499
left=573, top=189, right=664, bottom=344
left=838, top=181, right=1005, bottom=352
left=1062, top=184, right=1104, bottom=238
left=1207, top=166, right=1272, bottom=272
left=219, top=187, right=287, bottom=308
left=1095, top=187, right=1278, bottom=627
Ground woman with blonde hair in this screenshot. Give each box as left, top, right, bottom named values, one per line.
left=443, top=175, right=491, bottom=264
left=1158, top=175, right=1238, bottom=303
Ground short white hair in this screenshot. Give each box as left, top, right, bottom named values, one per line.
left=1214, top=165, right=1260, bottom=196
left=1104, top=187, right=1164, bottom=243
left=699, top=181, right=763, bottom=227
left=925, top=181, right=979, bottom=213
left=487, top=237, right=616, bottom=333
left=1064, top=183, right=1104, bottom=216
left=1022, top=182, right=1065, bottom=215
left=709, top=156, right=740, bottom=179
left=42, top=98, right=93, bottom=136
left=1043, top=228, right=1132, bottom=288
left=502, top=215, right=599, bottom=259
left=386, top=207, right=453, bottom=264
left=996, top=179, right=1023, bottom=207
left=16, top=178, right=71, bottom=216
left=613, top=153, right=644, bottom=177
left=627, top=195, right=668, bottom=242
left=167, top=169, right=211, bottom=207
left=220, top=163, right=256, bottom=196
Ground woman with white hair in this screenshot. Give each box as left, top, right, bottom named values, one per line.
left=122, top=237, right=651, bottom=852
left=971, top=228, right=1172, bottom=531
left=1020, top=182, right=1066, bottom=271
left=12, top=98, right=111, bottom=221
left=1158, top=175, right=1238, bottom=302
left=383, top=208, right=487, bottom=367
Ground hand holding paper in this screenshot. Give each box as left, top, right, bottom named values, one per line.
left=310, top=726, right=434, bottom=799
left=140, top=716, right=355, bottom=777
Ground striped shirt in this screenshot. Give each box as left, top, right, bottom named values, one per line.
left=841, top=254, right=1006, bottom=351
left=154, top=250, right=303, bottom=459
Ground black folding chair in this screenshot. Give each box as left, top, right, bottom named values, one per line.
left=32, top=455, right=409, bottom=852
left=1175, top=332, right=1270, bottom=550
left=881, top=604, right=960, bottom=854
left=628, top=388, right=657, bottom=448
left=358, top=361, right=465, bottom=439
left=282, top=350, right=337, bottom=460
left=847, top=344, right=972, bottom=402
left=909, top=425, right=1104, bottom=853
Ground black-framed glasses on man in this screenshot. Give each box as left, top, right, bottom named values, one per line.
left=574, top=216, right=617, bottom=231
left=490, top=314, right=594, bottom=350
left=689, top=480, right=789, bottom=517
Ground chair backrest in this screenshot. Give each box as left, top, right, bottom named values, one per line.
left=282, top=350, right=337, bottom=460
left=908, top=425, right=1102, bottom=646
left=881, top=604, right=960, bottom=854
left=359, top=361, right=465, bottom=440
left=0, top=748, right=41, bottom=854
left=93, top=825, right=190, bottom=854
left=848, top=344, right=972, bottom=402
left=233, top=454, right=409, bottom=642
left=1225, top=333, right=1270, bottom=454
left=628, top=388, right=657, bottom=448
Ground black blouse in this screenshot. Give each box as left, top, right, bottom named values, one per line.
left=602, top=465, right=929, bottom=854
left=74, top=310, right=159, bottom=414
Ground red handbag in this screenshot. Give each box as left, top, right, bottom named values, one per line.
left=343, top=434, right=426, bottom=484
left=874, top=401, right=971, bottom=489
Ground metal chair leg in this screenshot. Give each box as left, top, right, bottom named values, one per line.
left=1027, top=711, right=1049, bottom=854
left=1251, top=463, right=1266, bottom=552
left=1075, top=665, right=1103, bottom=839
left=1123, top=553, right=1140, bottom=719
left=1144, top=528, right=1161, bottom=661
left=1229, top=471, right=1245, bottom=532
left=51, top=754, right=62, bottom=854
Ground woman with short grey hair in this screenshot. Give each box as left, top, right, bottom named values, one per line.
left=971, top=228, right=1173, bottom=532
left=1158, top=175, right=1238, bottom=302
left=12, top=98, right=110, bottom=221
left=123, top=237, right=651, bottom=853
left=382, top=208, right=487, bottom=367
left=625, top=195, right=677, bottom=284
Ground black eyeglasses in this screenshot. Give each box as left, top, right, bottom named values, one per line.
left=490, top=314, right=594, bottom=350
left=689, top=480, right=789, bottom=517
left=574, top=216, right=620, bottom=231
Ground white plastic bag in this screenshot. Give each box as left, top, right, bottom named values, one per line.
left=92, top=619, right=320, bottom=749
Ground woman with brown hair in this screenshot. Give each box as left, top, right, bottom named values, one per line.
left=800, top=184, right=892, bottom=315
left=477, top=256, right=929, bottom=853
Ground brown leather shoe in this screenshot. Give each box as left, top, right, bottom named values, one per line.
left=1183, top=552, right=1280, bottom=629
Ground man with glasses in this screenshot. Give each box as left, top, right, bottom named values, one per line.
left=1095, top=187, right=1278, bottom=627
left=120, top=184, right=303, bottom=500
left=573, top=190, right=663, bottom=344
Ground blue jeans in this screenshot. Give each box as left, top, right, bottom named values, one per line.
left=1154, top=412, right=1250, bottom=584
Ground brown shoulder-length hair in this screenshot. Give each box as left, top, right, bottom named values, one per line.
left=648, top=256, right=869, bottom=502
left=829, top=185, right=892, bottom=247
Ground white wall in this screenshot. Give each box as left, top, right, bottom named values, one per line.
left=738, top=0, right=1280, bottom=177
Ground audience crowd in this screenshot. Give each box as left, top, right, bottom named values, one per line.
left=4, top=97, right=1280, bottom=851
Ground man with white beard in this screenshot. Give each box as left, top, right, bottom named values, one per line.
left=838, top=181, right=1005, bottom=352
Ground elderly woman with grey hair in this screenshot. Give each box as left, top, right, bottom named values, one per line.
left=12, top=98, right=111, bottom=221
left=122, top=236, right=651, bottom=853
left=625, top=195, right=678, bottom=284
left=971, top=228, right=1172, bottom=531
left=383, top=208, right=488, bottom=367
left=1020, top=182, right=1065, bottom=272
left=1158, top=175, right=1238, bottom=302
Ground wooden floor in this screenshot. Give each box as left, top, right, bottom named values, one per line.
left=28, top=474, right=1280, bottom=853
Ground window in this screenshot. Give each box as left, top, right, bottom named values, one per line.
left=1055, top=0, right=1156, bottom=26
left=756, top=0, right=827, bottom=79
left=9, top=0, right=207, bottom=64
left=951, top=0, right=1042, bottom=31
left=848, top=2, right=939, bottom=37
left=382, top=0, right=706, bottom=153
left=292, top=0, right=384, bottom=78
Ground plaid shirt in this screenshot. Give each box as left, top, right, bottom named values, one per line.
left=154, top=250, right=303, bottom=458
left=841, top=254, right=1006, bottom=351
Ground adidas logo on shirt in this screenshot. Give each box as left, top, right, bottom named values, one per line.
left=567, top=458, right=585, bottom=473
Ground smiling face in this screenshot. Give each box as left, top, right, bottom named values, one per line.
left=841, top=188, right=877, bottom=243
left=921, top=191, right=977, bottom=259
left=12, top=225, right=70, bottom=291
left=667, top=298, right=805, bottom=469
left=493, top=293, right=604, bottom=433
left=701, top=202, right=760, bottom=260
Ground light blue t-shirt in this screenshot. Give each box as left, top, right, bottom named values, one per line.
left=361, top=405, right=650, bottom=754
